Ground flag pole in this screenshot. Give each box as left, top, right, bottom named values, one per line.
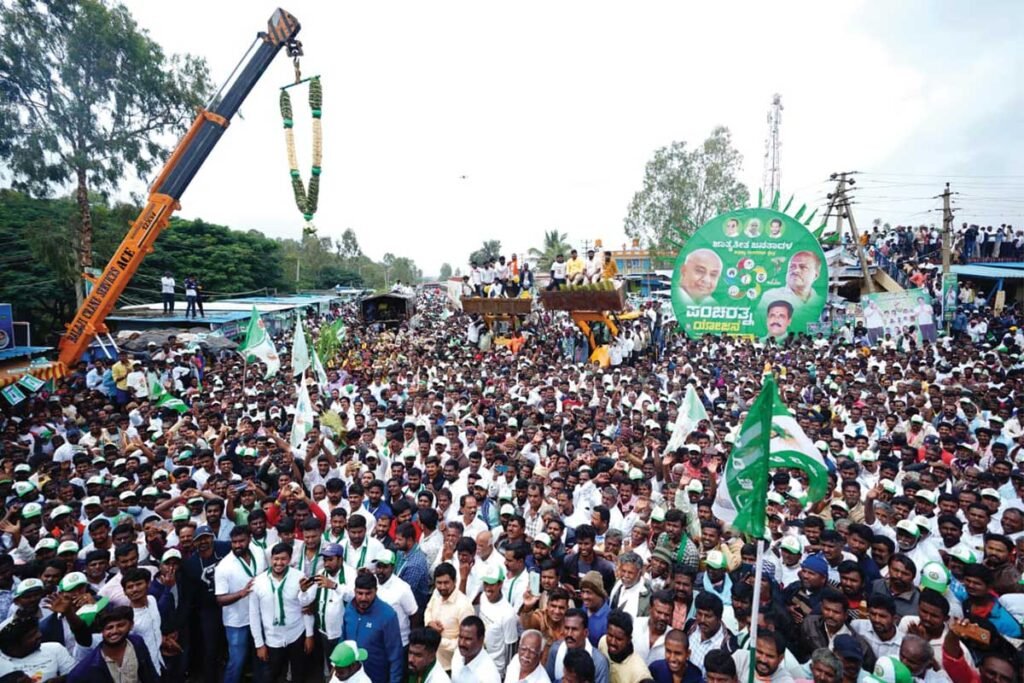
left=746, top=367, right=774, bottom=683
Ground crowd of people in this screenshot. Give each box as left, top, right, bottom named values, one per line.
left=461, top=249, right=621, bottom=299
left=0, top=276, right=1023, bottom=683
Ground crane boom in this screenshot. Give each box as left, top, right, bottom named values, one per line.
left=57, top=8, right=301, bottom=369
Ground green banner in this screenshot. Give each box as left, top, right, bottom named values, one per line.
left=941, top=273, right=958, bottom=324
left=672, top=208, right=829, bottom=338
left=859, top=287, right=938, bottom=345
left=17, top=375, right=45, bottom=393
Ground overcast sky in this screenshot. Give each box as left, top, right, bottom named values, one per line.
left=121, top=0, right=1024, bottom=276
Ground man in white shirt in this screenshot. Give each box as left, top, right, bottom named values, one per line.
left=126, top=362, right=149, bottom=400
left=459, top=495, right=489, bottom=540
left=327, top=640, right=373, bottom=683
left=477, top=565, right=519, bottom=679
left=407, top=627, right=452, bottom=683
left=161, top=271, right=175, bottom=313
left=450, top=615, right=501, bottom=683
left=849, top=594, right=904, bottom=659
left=215, top=526, right=267, bottom=683
left=504, top=629, right=551, bottom=683
left=340, top=514, right=383, bottom=571
left=374, top=550, right=419, bottom=646
left=248, top=543, right=316, bottom=683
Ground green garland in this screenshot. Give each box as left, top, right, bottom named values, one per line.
left=280, top=77, right=322, bottom=235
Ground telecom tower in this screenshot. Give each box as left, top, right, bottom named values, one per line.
left=761, top=93, right=783, bottom=200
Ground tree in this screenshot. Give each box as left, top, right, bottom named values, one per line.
left=528, top=229, right=572, bottom=272
left=469, top=240, right=502, bottom=266
left=338, top=228, right=362, bottom=260
left=624, top=126, right=748, bottom=249
left=438, top=263, right=453, bottom=280
left=0, top=0, right=211, bottom=304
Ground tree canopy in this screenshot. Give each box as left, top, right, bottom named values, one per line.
left=0, top=0, right=211, bottom=304
left=0, top=191, right=422, bottom=343
left=624, top=126, right=749, bottom=249
left=528, top=229, right=572, bottom=272
left=469, top=240, right=502, bottom=266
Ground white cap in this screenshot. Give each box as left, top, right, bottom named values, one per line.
left=57, top=540, right=80, bottom=555
left=914, top=489, right=938, bottom=505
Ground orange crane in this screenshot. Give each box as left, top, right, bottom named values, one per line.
left=57, top=8, right=302, bottom=369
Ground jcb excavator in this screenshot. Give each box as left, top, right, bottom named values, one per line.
left=56, top=8, right=302, bottom=369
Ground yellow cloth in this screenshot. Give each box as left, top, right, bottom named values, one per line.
left=424, top=589, right=475, bottom=671
left=566, top=257, right=585, bottom=277
left=599, top=637, right=652, bottom=683
left=602, top=260, right=618, bottom=279
left=111, top=361, right=129, bottom=390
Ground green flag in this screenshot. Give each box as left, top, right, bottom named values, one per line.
left=2, top=384, right=26, bottom=406
left=666, top=384, right=709, bottom=452
left=291, top=315, right=310, bottom=377
left=148, top=375, right=188, bottom=414
left=238, top=307, right=280, bottom=379
left=713, top=372, right=829, bottom=537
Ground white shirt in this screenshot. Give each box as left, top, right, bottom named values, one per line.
left=248, top=568, right=315, bottom=648
left=215, top=550, right=267, bottom=628
left=330, top=669, right=373, bottom=683
left=161, top=276, right=175, bottom=294
left=850, top=619, right=904, bottom=659
left=550, top=261, right=567, bottom=279
left=504, top=657, right=551, bottom=683
left=452, top=648, right=502, bottom=683
left=341, top=536, right=385, bottom=570
left=632, top=617, right=669, bottom=665
left=133, top=595, right=164, bottom=671
left=0, top=642, right=76, bottom=679
left=502, top=570, right=530, bottom=611
left=299, top=566, right=357, bottom=640
left=479, top=595, right=519, bottom=676
left=377, top=574, right=419, bottom=645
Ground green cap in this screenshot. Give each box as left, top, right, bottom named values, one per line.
left=376, top=550, right=396, bottom=566
left=76, top=597, right=110, bottom=627
left=330, top=640, right=368, bottom=668
left=919, top=562, right=949, bottom=593
left=870, top=657, right=913, bottom=683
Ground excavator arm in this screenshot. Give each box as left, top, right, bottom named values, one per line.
left=57, top=8, right=301, bottom=368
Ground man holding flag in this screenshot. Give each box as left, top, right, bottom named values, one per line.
left=711, top=368, right=830, bottom=683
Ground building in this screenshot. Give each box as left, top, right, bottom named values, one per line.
left=607, top=239, right=675, bottom=276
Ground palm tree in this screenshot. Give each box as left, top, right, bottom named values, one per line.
left=528, top=229, right=572, bottom=271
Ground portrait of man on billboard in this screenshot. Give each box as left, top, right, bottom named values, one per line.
left=761, top=250, right=823, bottom=312
left=678, top=248, right=722, bottom=306
left=768, top=219, right=784, bottom=238
left=764, top=300, right=793, bottom=339
left=724, top=218, right=741, bottom=238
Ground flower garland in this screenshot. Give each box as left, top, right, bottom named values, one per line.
left=279, top=77, right=322, bottom=236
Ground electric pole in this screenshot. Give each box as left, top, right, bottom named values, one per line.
left=941, top=182, right=953, bottom=274
left=828, top=171, right=875, bottom=293
left=939, top=182, right=956, bottom=331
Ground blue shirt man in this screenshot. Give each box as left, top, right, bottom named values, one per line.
left=341, top=573, right=404, bottom=683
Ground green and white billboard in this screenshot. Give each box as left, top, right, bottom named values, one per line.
left=672, top=208, right=829, bottom=339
